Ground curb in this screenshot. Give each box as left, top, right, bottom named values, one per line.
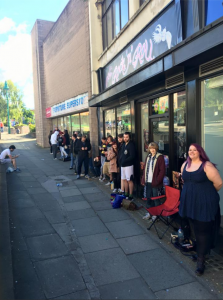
left=0, top=148, right=14, bottom=299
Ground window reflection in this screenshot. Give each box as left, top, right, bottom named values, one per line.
left=117, top=104, right=131, bottom=135
left=141, top=102, right=149, bottom=162
left=152, top=96, right=169, bottom=115
left=105, top=109, right=116, bottom=139
left=80, top=112, right=90, bottom=139
left=205, top=0, right=223, bottom=26
left=71, top=114, right=80, bottom=134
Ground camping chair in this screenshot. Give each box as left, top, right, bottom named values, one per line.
left=147, top=186, right=180, bottom=239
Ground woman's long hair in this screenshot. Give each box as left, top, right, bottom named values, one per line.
left=112, top=142, right=118, bottom=155
left=186, top=143, right=216, bottom=169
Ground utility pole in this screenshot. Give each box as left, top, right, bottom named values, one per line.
left=3, top=81, right=10, bottom=134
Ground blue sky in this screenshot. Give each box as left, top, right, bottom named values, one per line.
left=0, top=0, right=69, bottom=108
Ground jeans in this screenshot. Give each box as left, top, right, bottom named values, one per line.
left=70, top=153, right=77, bottom=170
left=100, top=156, right=106, bottom=177
left=89, top=157, right=97, bottom=176
left=146, top=182, right=159, bottom=208
left=52, top=144, right=58, bottom=159
left=60, top=146, right=67, bottom=158
left=78, top=156, right=89, bottom=175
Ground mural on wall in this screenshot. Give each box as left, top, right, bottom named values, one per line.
left=103, top=3, right=182, bottom=89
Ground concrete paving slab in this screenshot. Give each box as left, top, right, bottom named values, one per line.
left=59, top=185, right=78, bottom=191
left=155, top=281, right=215, bottom=299
left=60, top=188, right=82, bottom=198
left=65, top=201, right=91, bottom=211
left=99, top=278, right=155, bottom=299
left=90, top=201, right=112, bottom=211
left=19, top=218, right=55, bottom=237
left=34, top=256, right=86, bottom=298
left=62, top=195, right=86, bottom=203
left=117, top=234, right=159, bottom=255
left=16, top=172, right=32, bottom=177
left=84, top=192, right=110, bottom=203
left=8, top=191, right=30, bottom=199
left=22, top=181, right=43, bottom=188
left=16, top=207, right=45, bottom=221
left=26, top=234, right=68, bottom=261
left=41, top=179, right=59, bottom=193
left=44, top=210, right=66, bottom=224
left=128, top=248, right=194, bottom=292
left=71, top=217, right=108, bottom=237
left=10, top=197, right=35, bottom=209
left=85, top=248, right=140, bottom=286
left=26, top=187, right=47, bottom=195
left=19, top=176, right=36, bottom=182
left=106, top=219, right=144, bottom=239
left=52, top=289, right=91, bottom=300
left=14, top=280, right=46, bottom=300
left=7, top=183, right=26, bottom=191
left=78, top=232, right=119, bottom=253
left=52, top=223, right=73, bottom=244
left=67, top=208, right=96, bottom=220
left=73, top=179, right=92, bottom=185
left=79, top=187, right=101, bottom=194
left=97, top=209, right=130, bottom=223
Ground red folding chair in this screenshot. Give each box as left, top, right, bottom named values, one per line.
left=147, top=186, right=180, bottom=239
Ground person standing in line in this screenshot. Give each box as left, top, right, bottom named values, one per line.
left=51, top=131, right=59, bottom=160
left=179, top=144, right=222, bottom=276
left=120, top=132, right=136, bottom=200
left=48, top=130, right=53, bottom=154
left=93, top=156, right=101, bottom=177
left=58, top=132, right=68, bottom=159
left=88, top=149, right=98, bottom=178
left=117, top=134, right=124, bottom=193
left=141, top=142, right=166, bottom=220
left=70, top=133, right=77, bottom=170
left=103, top=135, right=113, bottom=186
left=76, top=135, right=91, bottom=179
left=0, top=121, right=3, bottom=133
left=0, top=145, right=20, bottom=171
left=99, top=137, right=107, bottom=181
left=74, top=133, right=82, bottom=174
left=64, top=130, right=70, bottom=156
left=107, top=142, right=119, bottom=192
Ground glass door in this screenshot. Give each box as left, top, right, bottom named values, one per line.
left=150, top=117, right=170, bottom=185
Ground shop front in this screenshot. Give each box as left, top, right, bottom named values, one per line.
left=46, top=93, right=90, bottom=138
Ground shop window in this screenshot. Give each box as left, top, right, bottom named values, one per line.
left=201, top=75, right=223, bottom=211
left=151, top=96, right=169, bottom=115
left=52, top=119, right=58, bottom=131
left=71, top=114, right=80, bottom=134
left=105, top=109, right=116, bottom=139
left=57, top=117, right=64, bottom=132
left=80, top=112, right=90, bottom=139
left=64, top=116, right=71, bottom=136
left=173, top=91, right=186, bottom=172
left=205, top=0, right=223, bottom=26
left=117, top=104, right=131, bottom=135
left=102, top=0, right=129, bottom=49
left=141, top=102, right=149, bottom=162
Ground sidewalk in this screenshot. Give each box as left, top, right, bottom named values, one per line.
left=0, top=134, right=222, bottom=299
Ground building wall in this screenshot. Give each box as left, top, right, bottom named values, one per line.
left=89, top=0, right=172, bottom=95
left=32, top=0, right=99, bottom=151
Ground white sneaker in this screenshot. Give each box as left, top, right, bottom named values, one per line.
left=99, top=178, right=105, bottom=182
left=152, top=216, right=157, bottom=222
left=143, top=213, right=151, bottom=220
left=105, top=182, right=111, bottom=186
left=112, top=189, right=117, bottom=193
left=80, top=173, right=85, bottom=177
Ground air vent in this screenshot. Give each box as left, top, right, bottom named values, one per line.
left=199, top=56, right=223, bottom=77
left=119, top=96, right=128, bottom=105
left=165, top=73, right=184, bottom=89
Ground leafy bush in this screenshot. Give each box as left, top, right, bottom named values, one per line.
left=29, top=124, right=36, bottom=133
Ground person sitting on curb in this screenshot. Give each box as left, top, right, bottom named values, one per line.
left=0, top=145, right=20, bottom=172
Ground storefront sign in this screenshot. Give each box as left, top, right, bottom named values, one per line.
left=46, top=93, right=88, bottom=118
left=103, top=4, right=182, bottom=89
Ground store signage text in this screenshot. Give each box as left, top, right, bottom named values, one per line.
left=46, top=93, right=88, bottom=118
left=103, top=4, right=181, bottom=89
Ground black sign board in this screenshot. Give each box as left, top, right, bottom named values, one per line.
left=103, top=3, right=182, bottom=90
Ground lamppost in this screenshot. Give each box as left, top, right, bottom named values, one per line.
left=3, top=81, right=10, bottom=134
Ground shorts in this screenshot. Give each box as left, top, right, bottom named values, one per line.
left=121, top=165, right=134, bottom=181
left=103, top=162, right=110, bottom=177
left=0, top=158, right=11, bottom=164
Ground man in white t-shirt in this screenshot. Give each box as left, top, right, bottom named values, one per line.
left=0, top=145, right=20, bottom=171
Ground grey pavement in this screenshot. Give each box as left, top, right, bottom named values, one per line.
left=0, top=134, right=221, bottom=299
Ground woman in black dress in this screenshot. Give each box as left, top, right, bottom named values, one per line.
left=179, top=143, right=222, bottom=275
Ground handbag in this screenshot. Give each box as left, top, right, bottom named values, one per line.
left=122, top=199, right=137, bottom=211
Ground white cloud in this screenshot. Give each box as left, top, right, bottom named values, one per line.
left=0, top=17, right=34, bottom=108
left=0, top=17, right=16, bottom=34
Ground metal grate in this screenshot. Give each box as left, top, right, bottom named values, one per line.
left=165, top=73, right=184, bottom=89
left=199, top=56, right=223, bottom=77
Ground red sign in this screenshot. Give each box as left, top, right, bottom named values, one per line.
left=46, top=107, right=52, bottom=118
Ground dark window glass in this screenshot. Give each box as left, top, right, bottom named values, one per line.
left=113, top=0, right=121, bottom=36
left=205, top=0, right=223, bottom=25
left=120, top=0, right=129, bottom=28
left=183, top=0, right=195, bottom=38
left=107, top=7, right=113, bottom=46
left=102, top=16, right=107, bottom=49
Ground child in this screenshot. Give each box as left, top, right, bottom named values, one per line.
left=93, top=156, right=101, bottom=177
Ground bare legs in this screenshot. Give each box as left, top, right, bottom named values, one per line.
left=123, top=180, right=134, bottom=195
left=11, top=158, right=17, bottom=169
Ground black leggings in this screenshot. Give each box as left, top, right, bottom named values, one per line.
left=193, top=219, right=213, bottom=257
left=112, top=172, right=121, bottom=189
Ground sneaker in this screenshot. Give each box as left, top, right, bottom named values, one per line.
left=151, top=216, right=157, bottom=222
left=69, top=167, right=73, bottom=170
left=14, top=168, right=21, bottom=172
left=92, top=176, right=97, bottom=178
left=76, top=175, right=80, bottom=179
left=99, top=178, right=105, bottom=182
left=80, top=173, right=85, bottom=177
left=143, top=213, right=151, bottom=220
left=112, top=189, right=117, bottom=193
left=50, top=153, right=53, bottom=154
left=54, top=158, right=58, bottom=160
left=85, top=174, right=90, bottom=179
left=105, top=182, right=111, bottom=186
left=74, top=172, right=77, bottom=175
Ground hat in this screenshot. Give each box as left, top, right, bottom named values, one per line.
left=78, top=133, right=82, bottom=138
